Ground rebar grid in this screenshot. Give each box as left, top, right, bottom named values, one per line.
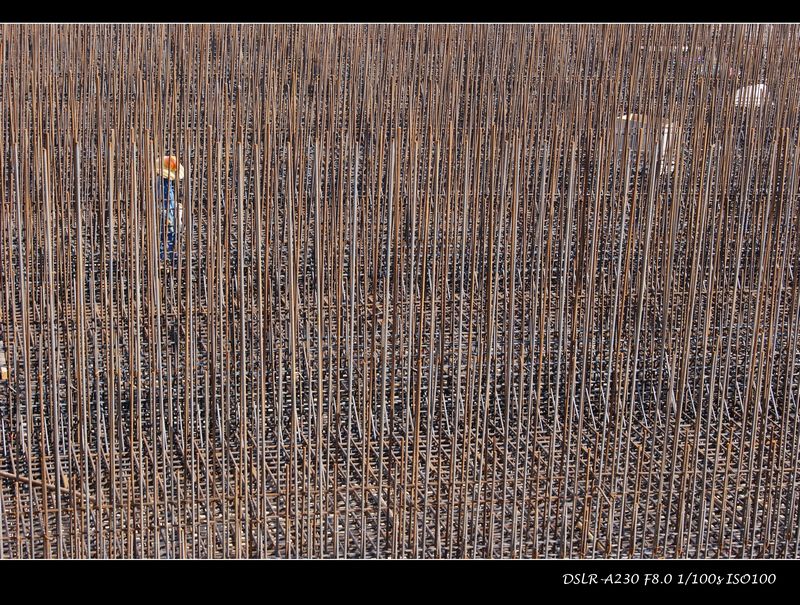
left=1, top=23, right=800, bottom=558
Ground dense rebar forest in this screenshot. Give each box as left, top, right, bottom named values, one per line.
left=1, top=24, right=799, bottom=558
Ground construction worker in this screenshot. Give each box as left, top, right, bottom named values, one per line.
left=156, top=154, right=184, bottom=264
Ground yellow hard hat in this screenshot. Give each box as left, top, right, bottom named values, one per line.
left=157, top=155, right=185, bottom=181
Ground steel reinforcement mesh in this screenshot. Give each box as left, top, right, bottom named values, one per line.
left=1, top=23, right=800, bottom=558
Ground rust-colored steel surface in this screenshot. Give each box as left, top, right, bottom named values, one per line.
left=1, top=23, right=799, bottom=558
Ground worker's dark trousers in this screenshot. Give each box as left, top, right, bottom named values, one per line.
left=159, top=178, right=178, bottom=264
